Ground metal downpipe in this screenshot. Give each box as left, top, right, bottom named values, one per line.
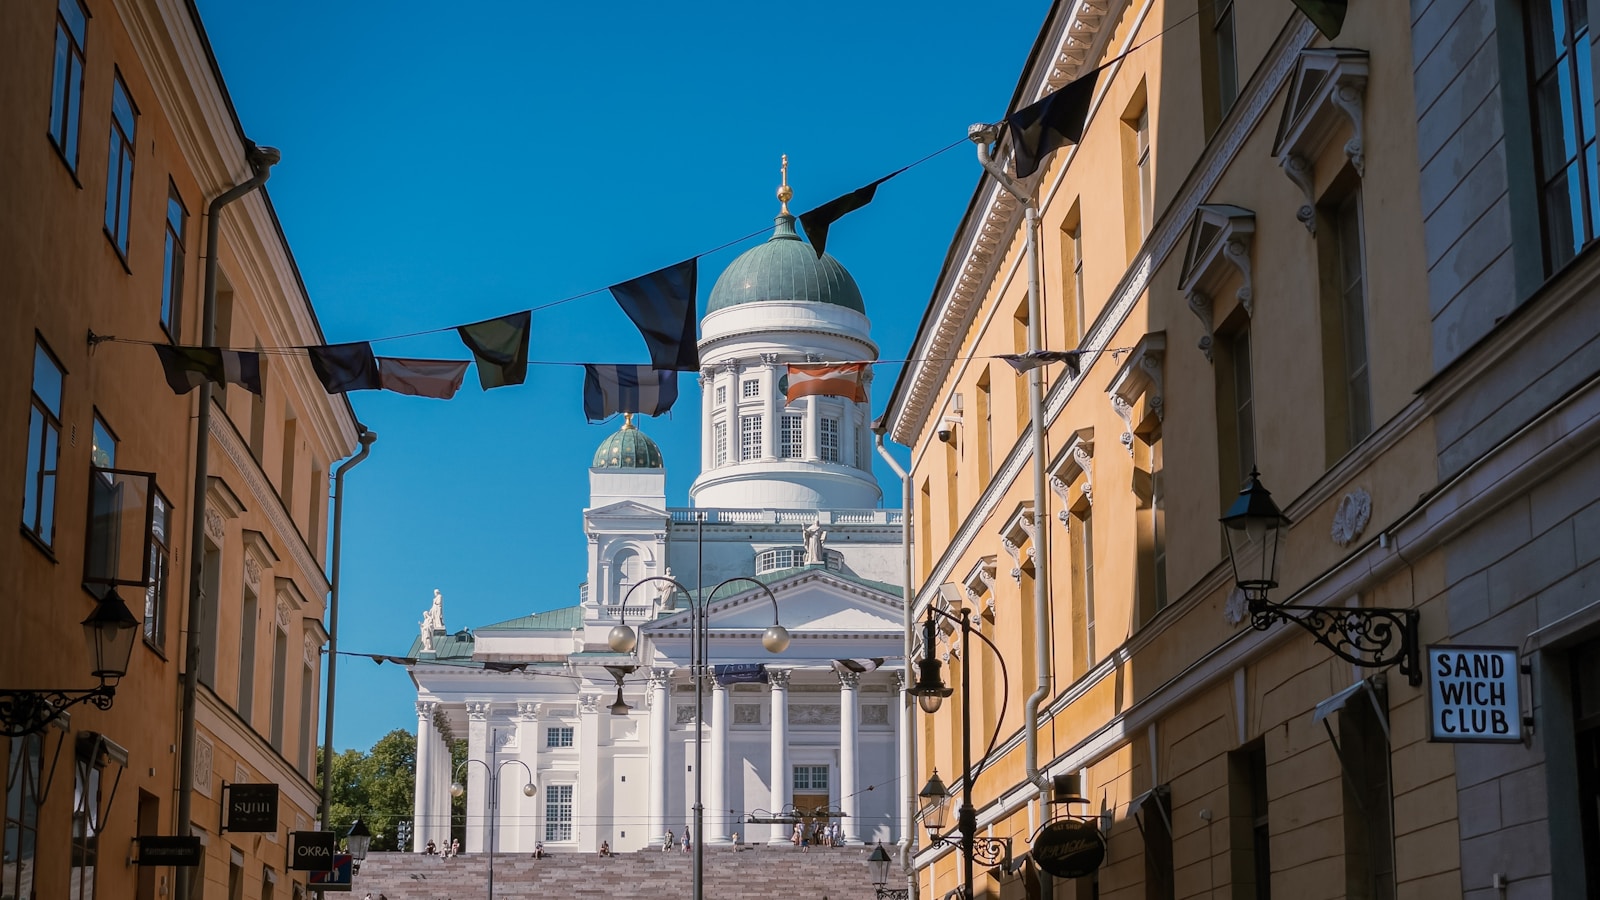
left=321, top=427, right=376, bottom=826
left=875, top=429, right=916, bottom=898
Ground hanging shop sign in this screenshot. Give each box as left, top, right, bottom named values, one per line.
left=221, top=782, right=280, bottom=833
left=1427, top=645, right=1522, bottom=743
left=1031, top=818, right=1105, bottom=879
left=133, top=835, right=202, bottom=867
left=290, top=831, right=337, bottom=871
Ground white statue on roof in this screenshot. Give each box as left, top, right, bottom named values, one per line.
left=420, top=589, right=445, bottom=653
left=804, top=523, right=828, bottom=565
left=420, top=617, right=435, bottom=653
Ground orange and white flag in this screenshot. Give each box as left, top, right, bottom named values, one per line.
left=785, top=363, right=869, bottom=404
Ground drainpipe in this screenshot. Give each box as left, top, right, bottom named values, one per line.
left=176, top=143, right=280, bottom=900
left=874, top=427, right=916, bottom=899
left=971, top=124, right=1054, bottom=800
left=321, top=427, right=377, bottom=827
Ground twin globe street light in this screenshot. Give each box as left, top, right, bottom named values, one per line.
left=608, top=575, right=789, bottom=900
left=449, top=757, right=535, bottom=899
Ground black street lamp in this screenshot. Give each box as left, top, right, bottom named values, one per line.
left=907, top=604, right=1012, bottom=900
left=1221, top=469, right=1421, bottom=685
left=345, top=818, right=372, bottom=874
left=1, top=592, right=141, bottom=737
left=868, top=842, right=911, bottom=900
left=608, top=575, right=789, bottom=900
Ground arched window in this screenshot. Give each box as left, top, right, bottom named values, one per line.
left=610, top=549, right=644, bottom=605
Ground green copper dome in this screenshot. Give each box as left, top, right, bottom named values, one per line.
left=706, top=215, right=865, bottom=314
left=593, top=416, right=664, bottom=469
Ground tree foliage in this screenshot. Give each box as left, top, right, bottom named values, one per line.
left=319, top=729, right=416, bottom=851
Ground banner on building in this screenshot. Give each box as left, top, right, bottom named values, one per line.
left=1427, top=645, right=1523, bottom=743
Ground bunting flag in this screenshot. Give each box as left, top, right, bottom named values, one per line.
left=830, top=658, right=884, bottom=676
left=457, top=310, right=532, bottom=389
left=1005, top=66, right=1103, bottom=179
left=153, top=345, right=263, bottom=395
left=798, top=173, right=899, bottom=259
left=583, top=365, right=679, bottom=422
left=377, top=357, right=470, bottom=400
left=366, top=654, right=413, bottom=666
left=610, top=258, right=700, bottom=371
left=307, top=342, right=381, bottom=393
left=483, top=661, right=530, bottom=673
left=784, top=362, right=869, bottom=404
left=1292, top=0, right=1347, bottom=39
left=997, top=350, right=1082, bottom=376
left=713, top=663, right=769, bottom=685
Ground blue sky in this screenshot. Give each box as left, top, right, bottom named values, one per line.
left=194, top=0, right=1049, bottom=751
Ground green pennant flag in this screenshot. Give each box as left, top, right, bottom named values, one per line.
left=457, top=311, right=532, bottom=390
left=1292, top=0, right=1347, bottom=39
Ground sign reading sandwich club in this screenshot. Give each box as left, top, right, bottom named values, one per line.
left=1427, top=645, right=1523, bottom=743
left=222, top=782, right=280, bottom=833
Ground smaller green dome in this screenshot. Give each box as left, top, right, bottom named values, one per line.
left=593, top=415, right=664, bottom=469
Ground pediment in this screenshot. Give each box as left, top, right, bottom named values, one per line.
left=644, top=569, right=903, bottom=637
left=584, top=500, right=669, bottom=521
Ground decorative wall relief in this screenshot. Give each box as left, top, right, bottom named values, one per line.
left=735, top=705, right=762, bottom=725
left=863, top=705, right=889, bottom=726
left=1331, top=488, right=1372, bottom=547
left=205, top=508, right=225, bottom=542
left=789, top=705, right=842, bottom=725
left=676, top=706, right=699, bottom=726
left=194, top=735, right=214, bottom=798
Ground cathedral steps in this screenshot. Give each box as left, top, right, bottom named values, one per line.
left=352, top=846, right=888, bottom=900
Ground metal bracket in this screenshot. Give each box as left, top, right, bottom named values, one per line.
left=0, top=686, right=114, bottom=738
left=1249, top=601, right=1421, bottom=686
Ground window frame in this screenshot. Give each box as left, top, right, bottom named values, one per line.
left=24, top=337, right=66, bottom=550
left=792, top=765, right=829, bottom=792
left=546, top=726, right=574, bottom=749
left=5, top=733, right=46, bottom=900
left=161, top=185, right=188, bottom=340
left=819, top=416, right=840, bottom=464
left=739, top=414, right=762, bottom=462
left=1524, top=0, right=1599, bottom=274
left=544, top=783, right=574, bottom=842
left=1214, top=0, right=1239, bottom=116
left=780, top=413, right=803, bottom=459
left=103, top=70, right=137, bottom=261
left=145, top=488, right=171, bottom=651
left=48, top=0, right=89, bottom=172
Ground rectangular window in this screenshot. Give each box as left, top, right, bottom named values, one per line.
left=24, top=339, right=65, bottom=547
left=1214, top=0, right=1239, bottom=116
left=545, top=784, right=574, bottom=841
left=161, top=188, right=187, bottom=338
left=741, top=379, right=760, bottom=399
left=780, top=414, right=803, bottom=458
left=976, top=369, right=993, bottom=479
left=1527, top=0, right=1598, bottom=273
left=199, top=541, right=221, bottom=686
left=49, top=0, right=88, bottom=169
left=1229, top=741, right=1271, bottom=899
left=546, top=726, right=574, bottom=749
left=1137, top=431, right=1168, bottom=623
left=1142, top=789, right=1174, bottom=900
left=1082, top=510, right=1096, bottom=665
left=238, top=587, right=258, bottom=722
left=1137, top=108, right=1153, bottom=237
left=104, top=73, right=137, bottom=258
left=91, top=415, right=116, bottom=468
left=249, top=348, right=268, bottom=461
left=713, top=420, right=728, bottom=467
left=715, top=384, right=726, bottom=406
left=300, top=662, right=315, bottom=774
left=5, top=734, right=43, bottom=900
left=1059, top=211, right=1085, bottom=350
left=270, top=627, right=288, bottom=751
left=1574, top=636, right=1600, bottom=895
left=1321, top=191, right=1372, bottom=455
left=793, top=765, right=829, bottom=791
left=739, top=414, right=762, bottom=461
left=1340, top=684, right=1395, bottom=900
left=280, top=412, right=298, bottom=509
left=145, top=489, right=171, bottom=649
left=70, top=750, right=102, bottom=900
left=820, top=417, right=840, bottom=463
left=228, top=855, right=243, bottom=900
left=1217, top=328, right=1257, bottom=499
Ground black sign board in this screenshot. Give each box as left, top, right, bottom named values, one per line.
left=134, top=835, right=203, bottom=867
left=290, top=831, right=338, bottom=871
left=1031, top=819, right=1106, bottom=879
left=222, top=783, right=279, bottom=833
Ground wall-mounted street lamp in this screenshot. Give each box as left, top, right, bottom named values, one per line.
left=1, top=592, right=141, bottom=737
left=908, top=603, right=1013, bottom=900
left=1221, top=469, right=1420, bottom=685
left=868, top=841, right=911, bottom=900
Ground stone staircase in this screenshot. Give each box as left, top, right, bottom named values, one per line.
left=352, top=846, right=886, bottom=900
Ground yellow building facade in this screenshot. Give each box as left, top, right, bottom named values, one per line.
left=0, top=0, right=358, bottom=898
left=889, top=0, right=1600, bottom=897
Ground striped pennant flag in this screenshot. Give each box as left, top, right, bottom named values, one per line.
left=830, top=658, right=884, bottom=676
left=583, top=365, right=679, bottom=422
left=153, top=345, right=263, bottom=395
left=784, top=362, right=869, bottom=404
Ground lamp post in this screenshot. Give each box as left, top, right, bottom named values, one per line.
left=0, top=592, right=140, bottom=737
left=908, top=604, right=1012, bottom=900
left=1221, top=469, right=1421, bottom=685
left=868, top=842, right=911, bottom=900
left=345, top=818, right=372, bottom=874
left=608, top=574, right=790, bottom=900
left=450, top=758, right=535, bottom=899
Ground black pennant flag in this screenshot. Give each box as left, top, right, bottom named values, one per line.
left=1292, top=0, right=1348, bottom=39
left=610, top=258, right=700, bottom=371
left=307, top=342, right=381, bottom=393
left=457, top=310, right=532, bottom=390
left=798, top=172, right=901, bottom=258
left=1005, top=66, right=1104, bottom=179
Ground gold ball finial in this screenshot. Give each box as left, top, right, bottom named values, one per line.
left=622, top=412, right=635, bottom=428
left=777, top=154, right=792, bottom=215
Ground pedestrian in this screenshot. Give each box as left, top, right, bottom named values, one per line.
left=533, top=841, right=545, bottom=859
left=449, top=837, right=460, bottom=857
left=683, top=827, right=692, bottom=854
left=599, top=840, right=611, bottom=857
left=791, top=822, right=802, bottom=848
left=424, top=839, right=437, bottom=856
left=664, top=829, right=675, bottom=851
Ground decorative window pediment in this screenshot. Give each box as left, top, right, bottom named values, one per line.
left=241, top=529, right=279, bottom=589
left=999, top=503, right=1038, bottom=583
left=1108, top=332, right=1166, bottom=455
left=1273, top=49, right=1369, bottom=233
left=1178, top=205, right=1255, bottom=361
left=963, top=556, right=998, bottom=621
left=1048, top=428, right=1095, bottom=523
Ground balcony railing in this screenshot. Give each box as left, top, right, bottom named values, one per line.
left=667, top=508, right=903, bottom=525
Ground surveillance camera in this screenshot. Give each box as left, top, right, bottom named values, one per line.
left=937, top=426, right=954, bottom=444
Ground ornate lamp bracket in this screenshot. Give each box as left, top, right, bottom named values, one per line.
left=1246, top=595, right=1421, bottom=686
left=1, top=686, right=115, bottom=738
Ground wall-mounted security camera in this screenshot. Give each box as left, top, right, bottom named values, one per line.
left=937, top=415, right=962, bottom=444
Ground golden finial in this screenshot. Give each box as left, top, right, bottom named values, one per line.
left=777, top=154, right=793, bottom=215
left=623, top=412, right=635, bottom=428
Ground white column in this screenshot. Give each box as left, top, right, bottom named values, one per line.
left=513, top=703, right=541, bottom=853
left=896, top=671, right=910, bottom=845
left=709, top=676, right=730, bottom=843
left=839, top=671, right=860, bottom=843
left=578, top=693, right=602, bottom=850
left=768, top=670, right=792, bottom=844
left=722, top=362, right=742, bottom=465
left=648, top=670, right=671, bottom=849
left=843, top=401, right=859, bottom=469
left=414, top=701, right=434, bottom=852
left=761, top=356, right=779, bottom=459
left=434, top=725, right=451, bottom=851
left=465, top=702, right=490, bottom=852
left=700, top=369, right=714, bottom=471
left=804, top=396, right=821, bottom=460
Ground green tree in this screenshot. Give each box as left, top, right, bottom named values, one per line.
left=318, top=729, right=416, bottom=851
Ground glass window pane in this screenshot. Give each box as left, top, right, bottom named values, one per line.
left=33, top=344, right=63, bottom=413
left=51, top=30, right=69, bottom=143
left=91, top=418, right=114, bottom=468
left=59, top=0, right=87, bottom=43
left=64, top=56, right=82, bottom=166
left=41, top=426, right=59, bottom=541
left=112, top=81, right=135, bottom=135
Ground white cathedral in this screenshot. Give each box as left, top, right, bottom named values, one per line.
left=406, top=203, right=909, bottom=854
